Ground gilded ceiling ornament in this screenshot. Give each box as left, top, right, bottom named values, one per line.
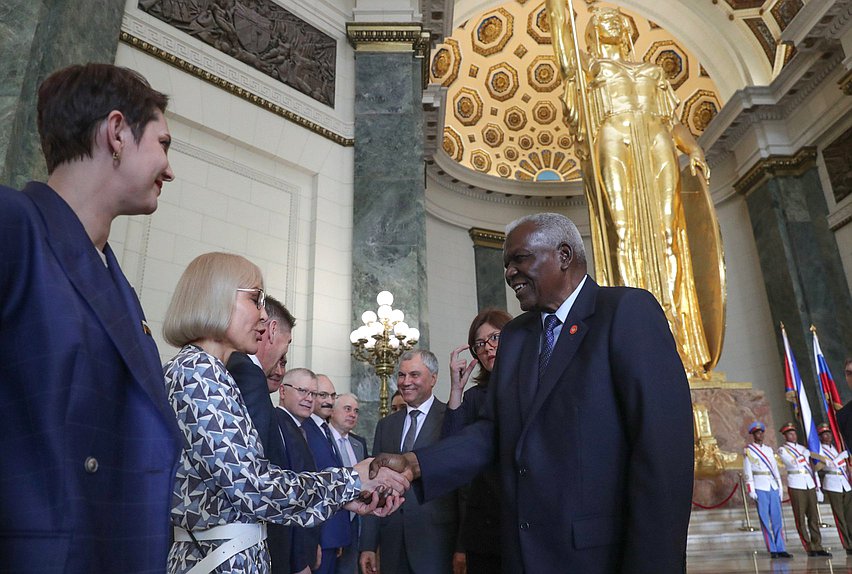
left=482, top=123, right=506, bottom=147
left=430, top=39, right=461, bottom=87
left=532, top=100, right=557, bottom=124
left=528, top=55, right=560, bottom=92
left=453, top=88, right=483, bottom=126
left=496, top=163, right=513, bottom=178
left=487, top=63, right=520, bottom=101
left=504, top=147, right=520, bottom=161
left=643, top=42, right=688, bottom=91
left=504, top=106, right=528, bottom=131
left=771, top=0, right=804, bottom=32
left=528, top=4, right=552, bottom=44
left=472, top=9, right=514, bottom=56
left=518, top=134, right=534, bottom=149
left=681, top=89, right=721, bottom=134
left=442, top=127, right=464, bottom=161
left=514, top=44, right=529, bottom=58
left=470, top=149, right=493, bottom=172
left=537, top=131, right=554, bottom=146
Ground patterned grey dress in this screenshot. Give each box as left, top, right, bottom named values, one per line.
left=165, top=345, right=360, bottom=573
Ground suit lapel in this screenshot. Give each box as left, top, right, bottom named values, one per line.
left=385, top=410, right=407, bottom=454
left=26, top=184, right=178, bottom=433
left=516, top=318, right=540, bottom=420
left=413, top=399, right=444, bottom=450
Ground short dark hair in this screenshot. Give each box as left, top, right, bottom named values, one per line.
left=265, top=295, right=296, bottom=330
left=467, top=308, right=513, bottom=385
left=37, top=63, right=169, bottom=173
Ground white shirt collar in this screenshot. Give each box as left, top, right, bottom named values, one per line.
left=542, top=275, right=588, bottom=326
left=248, top=354, right=263, bottom=368
left=406, top=393, right=435, bottom=417
left=310, top=413, right=327, bottom=427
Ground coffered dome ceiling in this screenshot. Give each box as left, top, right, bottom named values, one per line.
left=431, top=0, right=805, bottom=183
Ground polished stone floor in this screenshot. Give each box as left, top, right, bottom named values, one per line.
left=687, top=551, right=852, bottom=573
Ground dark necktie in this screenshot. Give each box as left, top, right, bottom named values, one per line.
left=539, top=314, right=561, bottom=380
left=322, top=422, right=343, bottom=464
left=402, top=410, right=421, bottom=452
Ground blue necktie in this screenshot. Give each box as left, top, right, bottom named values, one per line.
left=322, top=422, right=343, bottom=464
left=539, top=314, right=561, bottom=380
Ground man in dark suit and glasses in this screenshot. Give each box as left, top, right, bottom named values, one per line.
left=369, top=213, right=694, bottom=574
left=360, top=350, right=460, bottom=574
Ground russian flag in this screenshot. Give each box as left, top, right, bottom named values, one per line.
left=781, top=323, right=820, bottom=454
left=812, top=326, right=845, bottom=451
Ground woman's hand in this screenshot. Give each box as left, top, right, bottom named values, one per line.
left=448, top=345, right=477, bottom=409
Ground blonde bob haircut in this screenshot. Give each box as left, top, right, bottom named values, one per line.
left=163, top=252, right=263, bottom=348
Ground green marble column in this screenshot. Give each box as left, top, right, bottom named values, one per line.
left=0, top=0, right=125, bottom=188
left=470, top=227, right=507, bottom=312
left=738, top=148, right=852, bottom=415
left=347, top=24, right=430, bottom=436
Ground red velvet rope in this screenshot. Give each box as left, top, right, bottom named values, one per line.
left=691, top=482, right=740, bottom=509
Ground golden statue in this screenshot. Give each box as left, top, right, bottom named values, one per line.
left=545, top=1, right=726, bottom=379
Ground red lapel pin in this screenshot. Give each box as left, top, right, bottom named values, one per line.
left=568, top=324, right=578, bottom=335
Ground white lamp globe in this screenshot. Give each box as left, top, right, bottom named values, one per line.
left=393, top=322, right=409, bottom=337
left=349, top=330, right=360, bottom=344
left=361, top=310, right=377, bottom=325
left=365, top=337, right=376, bottom=349
left=376, top=291, right=394, bottom=306
left=407, top=328, right=420, bottom=342
left=390, top=309, right=404, bottom=324
left=377, top=305, right=393, bottom=320
left=389, top=337, right=400, bottom=349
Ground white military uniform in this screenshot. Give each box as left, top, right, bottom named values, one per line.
left=744, top=443, right=782, bottom=494
left=778, top=442, right=819, bottom=489
left=820, top=444, right=851, bottom=493
left=778, top=441, right=825, bottom=552
left=744, top=442, right=786, bottom=553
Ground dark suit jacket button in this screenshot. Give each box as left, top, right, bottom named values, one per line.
left=84, top=456, right=99, bottom=473
left=519, top=521, right=529, bottom=530
left=519, top=467, right=528, bottom=477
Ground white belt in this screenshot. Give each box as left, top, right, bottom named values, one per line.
left=174, top=523, right=267, bottom=574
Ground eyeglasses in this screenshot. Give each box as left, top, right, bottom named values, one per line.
left=236, top=288, right=266, bottom=310
left=472, top=332, right=501, bottom=352
left=283, top=383, right=317, bottom=398
left=316, top=391, right=338, bottom=400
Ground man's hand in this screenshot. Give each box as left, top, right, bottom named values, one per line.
left=360, top=550, right=379, bottom=574
left=369, top=452, right=421, bottom=481
left=344, top=489, right=404, bottom=517
left=353, top=457, right=410, bottom=507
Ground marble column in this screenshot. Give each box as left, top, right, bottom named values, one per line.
left=469, top=227, right=507, bottom=312
left=737, top=148, right=852, bottom=417
left=0, top=0, right=125, bottom=188
left=347, top=24, right=431, bottom=435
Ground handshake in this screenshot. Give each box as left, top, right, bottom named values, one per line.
left=343, top=453, right=422, bottom=517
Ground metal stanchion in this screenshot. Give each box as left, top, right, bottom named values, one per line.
left=816, top=497, right=831, bottom=528
left=738, top=472, right=758, bottom=532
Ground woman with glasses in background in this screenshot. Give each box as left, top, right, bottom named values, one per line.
left=162, top=252, right=406, bottom=574
left=444, top=308, right=513, bottom=574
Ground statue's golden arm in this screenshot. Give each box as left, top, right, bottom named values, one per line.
left=671, top=122, right=710, bottom=182
left=545, top=0, right=588, bottom=131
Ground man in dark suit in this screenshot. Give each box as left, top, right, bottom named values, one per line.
left=226, top=296, right=295, bottom=573
left=329, top=393, right=368, bottom=574
left=277, top=368, right=323, bottom=573
left=371, top=213, right=694, bottom=574
left=303, top=374, right=352, bottom=574
left=360, top=350, right=460, bottom=574
left=0, top=63, right=183, bottom=571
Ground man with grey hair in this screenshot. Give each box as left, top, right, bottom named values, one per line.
left=360, top=350, right=460, bottom=574
left=370, top=213, right=694, bottom=574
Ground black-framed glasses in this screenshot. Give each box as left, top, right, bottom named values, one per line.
left=236, top=288, right=266, bottom=310
left=472, top=332, right=501, bottom=352
left=283, top=383, right=317, bottom=398
left=316, top=391, right=337, bottom=400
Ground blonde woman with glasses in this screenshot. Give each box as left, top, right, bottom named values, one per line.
left=162, top=252, right=407, bottom=574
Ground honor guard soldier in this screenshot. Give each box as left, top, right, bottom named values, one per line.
left=817, top=423, right=852, bottom=554
left=743, top=421, right=791, bottom=558
left=778, top=422, right=831, bottom=557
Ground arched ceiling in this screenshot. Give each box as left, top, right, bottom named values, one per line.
left=431, top=0, right=809, bottom=183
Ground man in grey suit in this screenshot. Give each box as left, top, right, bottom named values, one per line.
left=360, top=350, right=459, bottom=574
left=330, top=393, right=368, bottom=574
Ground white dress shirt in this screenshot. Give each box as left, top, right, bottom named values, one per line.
left=400, top=394, right=435, bottom=451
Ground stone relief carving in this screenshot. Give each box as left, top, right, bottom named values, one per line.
left=139, top=0, right=336, bottom=107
